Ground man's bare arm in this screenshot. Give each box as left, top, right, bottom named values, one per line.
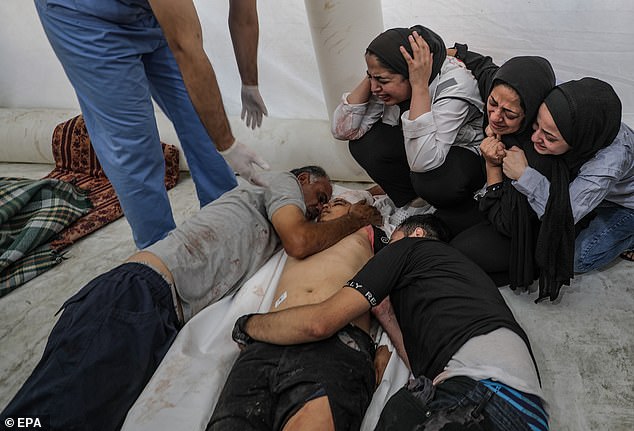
left=148, top=0, right=234, bottom=150
left=374, top=345, right=392, bottom=386
left=244, top=287, right=371, bottom=345
left=228, top=0, right=258, bottom=86
left=372, top=297, right=411, bottom=371
left=228, top=0, right=267, bottom=129
left=272, top=204, right=381, bottom=259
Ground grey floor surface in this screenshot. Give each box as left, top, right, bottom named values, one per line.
left=1, top=163, right=633, bottom=430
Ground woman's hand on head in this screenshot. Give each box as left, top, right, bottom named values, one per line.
left=502, top=146, right=528, bottom=180
left=400, top=31, right=433, bottom=89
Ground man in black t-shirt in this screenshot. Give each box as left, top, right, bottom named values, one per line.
left=236, top=214, right=550, bottom=430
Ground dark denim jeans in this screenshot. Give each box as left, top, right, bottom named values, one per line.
left=1, top=263, right=180, bottom=431
left=375, top=376, right=544, bottom=431
left=575, top=203, right=634, bottom=273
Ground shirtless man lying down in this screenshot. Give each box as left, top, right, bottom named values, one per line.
left=207, top=196, right=390, bottom=431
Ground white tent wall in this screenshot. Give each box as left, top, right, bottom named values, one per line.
left=1, top=1, right=633, bottom=180
left=1, top=1, right=634, bottom=180
left=1, top=3, right=634, bottom=431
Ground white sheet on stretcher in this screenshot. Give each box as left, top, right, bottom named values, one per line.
left=122, top=249, right=412, bottom=431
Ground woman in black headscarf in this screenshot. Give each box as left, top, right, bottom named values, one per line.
left=331, top=26, right=485, bottom=235
left=492, top=78, right=624, bottom=301
left=512, top=80, right=634, bottom=276
left=449, top=51, right=557, bottom=288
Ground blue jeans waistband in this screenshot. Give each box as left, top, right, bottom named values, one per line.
left=480, top=379, right=549, bottom=431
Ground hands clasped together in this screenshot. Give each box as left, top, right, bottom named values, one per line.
left=480, top=126, right=529, bottom=181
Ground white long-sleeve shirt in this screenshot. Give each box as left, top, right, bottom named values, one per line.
left=332, top=56, right=484, bottom=173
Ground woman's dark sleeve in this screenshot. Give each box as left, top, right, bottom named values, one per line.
left=478, top=181, right=514, bottom=236
left=453, top=43, right=499, bottom=101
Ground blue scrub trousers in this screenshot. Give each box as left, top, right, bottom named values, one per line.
left=34, top=0, right=237, bottom=248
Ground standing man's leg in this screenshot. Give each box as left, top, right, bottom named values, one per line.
left=574, top=204, right=634, bottom=273
left=35, top=1, right=175, bottom=248
left=144, top=40, right=238, bottom=207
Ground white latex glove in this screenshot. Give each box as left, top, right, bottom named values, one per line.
left=220, top=140, right=270, bottom=186
left=241, top=85, right=268, bottom=129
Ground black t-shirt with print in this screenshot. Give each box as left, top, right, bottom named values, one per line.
left=371, top=225, right=390, bottom=254
left=347, top=237, right=533, bottom=380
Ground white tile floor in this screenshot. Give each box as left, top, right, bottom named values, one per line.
left=1, top=163, right=633, bottom=430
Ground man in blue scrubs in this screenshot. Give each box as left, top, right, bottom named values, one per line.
left=34, top=0, right=269, bottom=248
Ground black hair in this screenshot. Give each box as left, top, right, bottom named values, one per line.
left=395, top=214, right=451, bottom=243
left=290, top=165, right=329, bottom=182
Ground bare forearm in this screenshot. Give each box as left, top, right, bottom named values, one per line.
left=309, top=214, right=368, bottom=254
left=280, top=202, right=381, bottom=259
left=290, top=215, right=370, bottom=259
left=229, top=0, right=259, bottom=85
left=245, top=306, right=327, bottom=345
left=374, top=344, right=392, bottom=385
left=384, top=324, right=410, bottom=371
left=177, top=50, right=235, bottom=150
left=150, top=0, right=234, bottom=150
left=241, top=288, right=371, bottom=348
left=373, top=298, right=411, bottom=370
left=485, top=162, right=504, bottom=185
left=346, top=77, right=372, bottom=104
left=408, top=84, right=432, bottom=120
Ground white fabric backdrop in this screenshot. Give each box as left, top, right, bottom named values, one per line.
left=1, top=0, right=632, bottom=178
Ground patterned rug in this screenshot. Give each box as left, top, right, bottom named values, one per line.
left=44, top=114, right=180, bottom=251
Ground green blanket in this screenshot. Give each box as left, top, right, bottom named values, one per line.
left=1, top=177, right=92, bottom=297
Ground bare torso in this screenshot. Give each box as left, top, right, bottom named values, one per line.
left=271, top=226, right=374, bottom=332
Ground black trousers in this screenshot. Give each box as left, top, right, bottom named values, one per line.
left=349, top=121, right=418, bottom=208
left=1, top=263, right=180, bottom=431
left=350, top=122, right=486, bottom=235
left=451, top=221, right=511, bottom=286
left=411, top=146, right=486, bottom=236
